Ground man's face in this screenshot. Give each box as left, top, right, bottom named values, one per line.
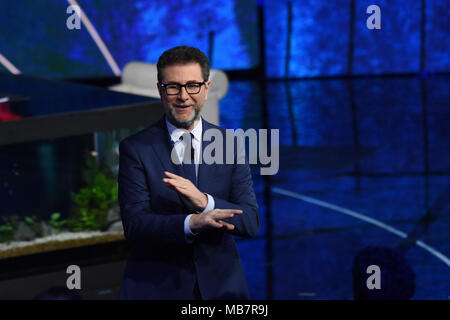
left=158, top=63, right=210, bottom=130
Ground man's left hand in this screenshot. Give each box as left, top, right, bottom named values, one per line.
left=163, top=171, right=208, bottom=210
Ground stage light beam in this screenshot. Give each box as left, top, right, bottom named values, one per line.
left=0, top=53, right=21, bottom=74
left=67, top=0, right=121, bottom=76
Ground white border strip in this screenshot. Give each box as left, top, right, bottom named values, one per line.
left=273, top=187, right=450, bottom=268
left=0, top=53, right=21, bottom=74
left=67, top=0, right=121, bottom=76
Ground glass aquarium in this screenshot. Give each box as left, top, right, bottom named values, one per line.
left=0, top=72, right=161, bottom=260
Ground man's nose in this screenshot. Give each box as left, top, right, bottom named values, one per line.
left=177, top=86, right=190, bottom=100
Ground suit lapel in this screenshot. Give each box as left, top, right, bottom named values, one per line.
left=149, top=117, right=183, bottom=177
left=149, top=117, right=197, bottom=213
left=197, top=118, right=216, bottom=193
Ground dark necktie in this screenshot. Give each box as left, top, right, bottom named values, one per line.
left=181, top=132, right=197, bottom=186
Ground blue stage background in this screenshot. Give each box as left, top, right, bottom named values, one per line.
left=0, top=0, right=449, bottom=300
left=0, top=0, right=448, bottom=77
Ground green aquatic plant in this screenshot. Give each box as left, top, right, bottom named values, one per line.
left=68, top=172, right=118, bottom=231
left=0, top=152, right=119, bottom=241
left=0, top=224, right=14, bottom=243
left=24, top=215, right=43, bottom=237
left=66, top=153, right=118, bottom=232
left=0, top=215, right=20, bottom=243
left=49, top=212, right=66, bottom=230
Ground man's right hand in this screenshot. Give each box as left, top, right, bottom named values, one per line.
left=189, top=209, right=243, bottom=233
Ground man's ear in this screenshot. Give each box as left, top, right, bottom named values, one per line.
left=204, top=80, right=211, bottom=100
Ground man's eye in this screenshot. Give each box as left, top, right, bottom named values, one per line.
left=167, top=84, right=179, bottom=89
left=187, top=84, right=200, bottom=89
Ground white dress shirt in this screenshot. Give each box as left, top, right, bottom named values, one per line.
left=165, top=117, right=215, bottom=239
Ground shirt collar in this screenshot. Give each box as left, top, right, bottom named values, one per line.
left=165, top=116, right=202, bottom=143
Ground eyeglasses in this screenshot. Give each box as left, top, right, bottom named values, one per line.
left=159, top=81, right=206, bottom=95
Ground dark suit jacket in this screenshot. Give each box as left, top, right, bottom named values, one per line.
left=118, top=117, right=260, bottom=299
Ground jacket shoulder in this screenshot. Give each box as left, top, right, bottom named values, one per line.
left=120, top=118, right=165, bottom=147
left=202, top=118, right=227, bottom=134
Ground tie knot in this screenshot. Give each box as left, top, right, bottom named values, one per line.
left=180, top=132, right=194, bottom=142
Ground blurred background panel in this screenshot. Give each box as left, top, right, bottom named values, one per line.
left=0, top=0, right=259, bottom=78
left=265, top=0, right=351, bottom=78
left=425, top=0, right=450, bottom=72
left=0, top=0, right=448, bottom=78
left=353, top=0, right=422, bottom=75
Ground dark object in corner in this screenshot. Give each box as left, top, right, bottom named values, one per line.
left=33, top=286, right=82, bottom=300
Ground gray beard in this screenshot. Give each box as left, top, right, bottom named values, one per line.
left=166, top=108, right=200, bottom=130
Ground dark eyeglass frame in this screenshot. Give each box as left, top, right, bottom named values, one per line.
left=158, top=81, right=206, bottom=95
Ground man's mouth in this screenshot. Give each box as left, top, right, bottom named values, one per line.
left=174, top=104, right=192, bottom=109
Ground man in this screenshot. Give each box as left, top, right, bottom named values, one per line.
left=118, top=46, right=260, bottom=300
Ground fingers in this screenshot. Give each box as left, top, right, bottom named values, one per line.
left=207, top=209, right=242, bottom=222
left=163, top=178, right=194, bottom=195
left=163, top=172, right=187, bottom=186
left=207, top=212, right=238, bottom=222
left=211, top=212, right=234, bottom=220
left=163, top=178, right=186, bottom=189
left=210, top=220, right=225, bottom=228
left=163, top=174, right=206, bottom=210
left=192, top=209, right=243, bottom=232
left=204, top=209, right=242, bottom=230
left=163, top=172, right=194, bottom=190
left=214, top=209, right=243, bottom=215
left=207, top=219, right=234, bottom=230
left=164, top=171, right=183, bottom=180
left=218, top=221, right=235, bottom=230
